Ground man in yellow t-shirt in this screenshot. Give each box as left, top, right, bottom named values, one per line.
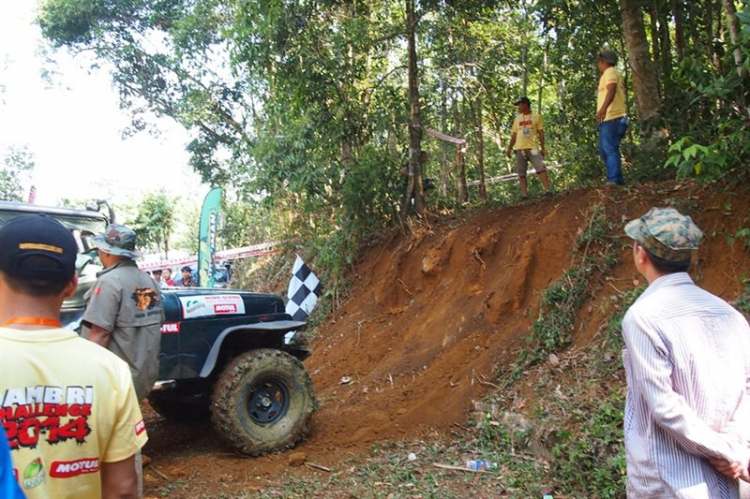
left=597, top=50, right=629, bottom=185
left=0, top=214, right=147, bottom=498
left=506, top=96, right=552, bottom=199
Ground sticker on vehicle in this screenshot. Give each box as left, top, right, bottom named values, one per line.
left=160, top=322, right=180, bottom=334
left=179, top=295, right=246, bottom=319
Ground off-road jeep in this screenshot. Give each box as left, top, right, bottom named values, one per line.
left=151, top=289, right=315, bottom=456
left=0, top=201, right=316, bottom=456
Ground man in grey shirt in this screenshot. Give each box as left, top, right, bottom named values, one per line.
left=82, top=224, right=164, bottom=401
left=622, top=207, right=750, bottom=497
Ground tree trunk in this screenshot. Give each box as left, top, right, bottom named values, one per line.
left=439, top=78, right=449, bottom=198
left=452, top=88, right=467, bottom=203
left=537, top=37, right=549, bottom=114
left=723, top=0, right=745, bottom=77
left=475, top=94, right=487, bottom=203
left=401, top=0, right=425, bottom=220
left=648, top=5, right=659, bottom=72
left=658, top=3, right=671, bottom=83
left=673, top=0, right=685, bottom=60
left=620, top=0, right=662, bottom=128
left=648, top=2, right=663, bottom=96
left=522, top=46, right=528, bottom=97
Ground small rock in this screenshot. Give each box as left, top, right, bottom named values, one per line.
left=288, top=452, right=307, bottom=467
left=548, top=353, right=560, bottom=366
left=407, top=452, right=417, bottom=461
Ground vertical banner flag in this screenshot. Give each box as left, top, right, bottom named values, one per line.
left=27, top=185, right=36, bottom=204
left=286, top=255, right=321, bottom=321
left=197, top=187, right=222, bottom=288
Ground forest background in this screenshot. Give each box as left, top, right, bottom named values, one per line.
left=17, top=0, right=750, bottom=305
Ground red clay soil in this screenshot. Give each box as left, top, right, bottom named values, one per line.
left=143, top=180, right=750, bottom=496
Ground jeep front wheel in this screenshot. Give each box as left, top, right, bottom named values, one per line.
left=211, top=349, right=315, bottom=456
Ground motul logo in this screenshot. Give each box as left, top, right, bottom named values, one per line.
left=135, top=419, right=146, bottom=435
left=50, top=458, right=100, bottom=478
left=160, top=322, right=180, bottom=334
left=214, top=304, right=237, bottom=313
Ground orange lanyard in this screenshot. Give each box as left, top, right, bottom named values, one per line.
left=1, top=317, right=62, bottom=328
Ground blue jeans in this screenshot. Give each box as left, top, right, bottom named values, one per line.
left=599, top=117, right=628, bottom=185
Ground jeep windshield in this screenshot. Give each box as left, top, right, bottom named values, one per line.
left=0, top=201, right=108, bottom=249
left=0, top=201, right=109, bottom=322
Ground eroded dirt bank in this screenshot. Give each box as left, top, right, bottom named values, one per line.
left=144, top=180, right=750, bottom=496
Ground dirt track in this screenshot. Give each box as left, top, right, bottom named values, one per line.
left=143, top=180, right=750, bottom=497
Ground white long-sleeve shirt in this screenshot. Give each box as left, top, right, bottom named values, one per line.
left=622, top=272, right=750, bottom=498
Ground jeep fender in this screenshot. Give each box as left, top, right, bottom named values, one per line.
left=199, top=320, right=307, bottom=378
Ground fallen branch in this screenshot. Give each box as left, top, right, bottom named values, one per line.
left=474, top=372, right=501, bottom=389
left=148, top=465, right=171, bottom=481
left=305, top=462, right=331, bottom=473
left=397, top=278, right=413, bottom=296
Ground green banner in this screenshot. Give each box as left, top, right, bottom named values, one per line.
left=197, top=187, right=222, bottom=287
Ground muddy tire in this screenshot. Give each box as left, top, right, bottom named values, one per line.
left=211, top=349, right=315, bottom=456
left=148, top=389, right=210, bottom=421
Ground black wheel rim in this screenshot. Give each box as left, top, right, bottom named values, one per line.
left=246, top=378, right=290, bottom=425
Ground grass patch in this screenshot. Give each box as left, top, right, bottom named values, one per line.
left=509, top=203, right=622, bottom=382
left=464, top=285, right=643, bottom=499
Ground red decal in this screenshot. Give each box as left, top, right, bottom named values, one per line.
left=50, top=458, right=100, bottom=478
left=135, top=419, right=146, bottom=436
left=93, top=287, right=102, bottom=295
left=214, top=304, right=237, bottom=314
left=160, top=322, right=180, bottom=334
left=13, top=468, right=18, bottom=482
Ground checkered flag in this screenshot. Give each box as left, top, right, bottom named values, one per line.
left=286, top=255, right=321, bottom=321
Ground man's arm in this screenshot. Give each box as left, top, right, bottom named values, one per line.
left=506, top=132, right=517, bottom=158
left=597, top=83, right=616, bottom=122
left=87, top=323, right=113, bottom=348
left=101, top=456, right=138, bottom=499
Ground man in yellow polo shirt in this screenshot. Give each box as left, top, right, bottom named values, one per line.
left=506, top=96, right=552, bottom=199
left=0, top=214, right=147, bottom=498
left=597, top=50, right=629, bottom=185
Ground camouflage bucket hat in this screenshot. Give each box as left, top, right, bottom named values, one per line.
left=92, top=224, right=142, bottom=259
left=624, top=207, right=703, bottom=262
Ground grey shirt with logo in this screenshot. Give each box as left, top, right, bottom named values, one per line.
left=82, top=260, right=164, bottom=400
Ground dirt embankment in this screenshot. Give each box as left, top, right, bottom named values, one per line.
left=144, top=180, right=750, bottom=494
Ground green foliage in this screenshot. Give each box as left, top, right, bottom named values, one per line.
left=470, top=286, right=642, bottom=498
left=548, top=395, right=626, bottom=498
left=735, top=277, right=750, bottom=316
left=127, top=190, right=175, bottom=256
left=663, top=1, right=750, bottom=181
left=0, top=145, right=35, bottom=202
left=36, top=0, right=750, bottom=291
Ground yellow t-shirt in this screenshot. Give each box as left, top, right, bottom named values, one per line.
left=597, top=66, right=627, bottom=121
left=511, top=112, right=544, bottom=150
left=0, top=327, right=148, bottom=498
left=512, top=111, right=544, bottom=151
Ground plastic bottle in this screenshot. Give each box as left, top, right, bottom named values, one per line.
left=465, top=459, right=497, bottom=471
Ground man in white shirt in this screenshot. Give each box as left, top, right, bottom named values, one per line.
left=622, top=207, right=750, bottom=498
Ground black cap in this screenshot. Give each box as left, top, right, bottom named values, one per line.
left=599, top=50, right=618, bottom=64
left=181, top=266, right=192, bottom=273
left=514, top=96, right=531, bottom=106
left=0, top=214, right=77, bottom=282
